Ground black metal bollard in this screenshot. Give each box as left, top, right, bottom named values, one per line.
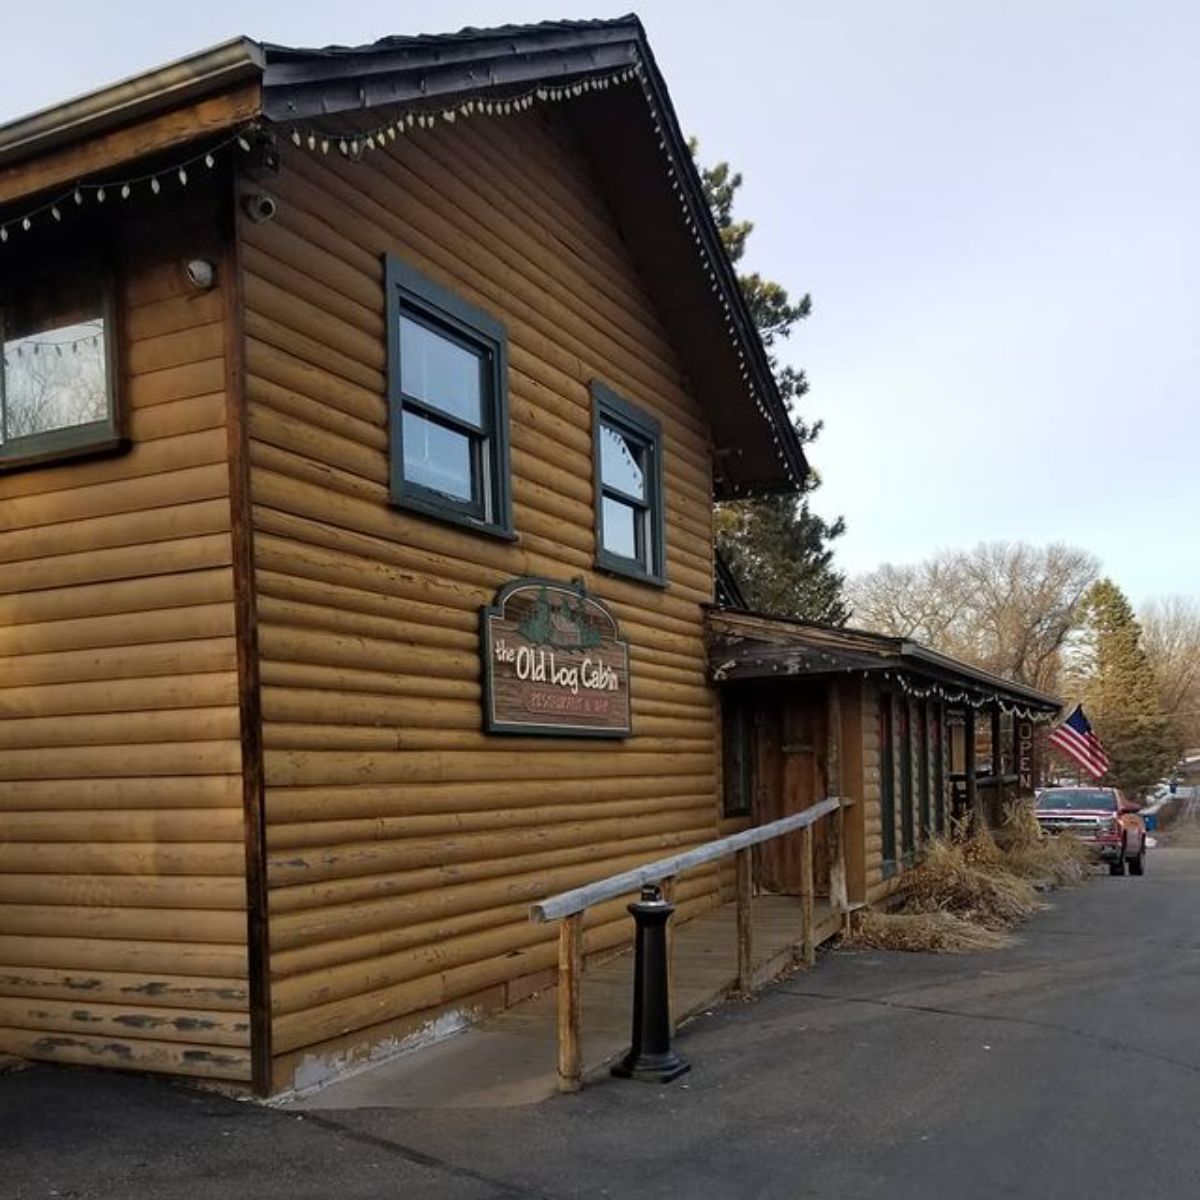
left=611, top=884, right=690, bottom=1083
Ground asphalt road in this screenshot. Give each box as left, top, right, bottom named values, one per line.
left=5, top=829, right=1200, bottom=1200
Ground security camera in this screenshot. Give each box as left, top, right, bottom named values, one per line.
left=184, top=258, right=216, bottom=290
left=241, top=193, right=278, bottom=224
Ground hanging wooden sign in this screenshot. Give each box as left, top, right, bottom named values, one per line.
left=1016, top=720, right=1035, bottom=793
left=481, top=578, right=632, bottom=737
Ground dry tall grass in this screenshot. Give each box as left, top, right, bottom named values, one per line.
left=995, top=800, right=1094, bottom=886
left=852, top=910, right=1012, bottom=953
left=904, top=838, right=1041, bottom=929
left=848, top=799, right=1092, bottom=954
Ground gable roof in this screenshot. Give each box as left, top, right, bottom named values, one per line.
left=0, top=16, right=807, bottom=498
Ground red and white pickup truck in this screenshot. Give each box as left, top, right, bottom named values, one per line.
left=1035, top=786, right=1147, bottom=876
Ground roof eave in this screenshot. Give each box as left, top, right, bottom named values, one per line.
left=629, top=27, right=808, bottom=491
left=0, top=37, right=265, bottom=169
left=707, top=608, right=1061, bottom=712
left=898, top=642, right=1060, bottom=710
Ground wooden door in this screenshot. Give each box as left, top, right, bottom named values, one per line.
left=756, top=689, right=829, bottom=895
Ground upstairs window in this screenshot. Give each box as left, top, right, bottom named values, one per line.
left=384, top=256, right=511, bottom=536
left=591, top=381, right=665, bottom=584
left=1, top=268, right=121, bottom=470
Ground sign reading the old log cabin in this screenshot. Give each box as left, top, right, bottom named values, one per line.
left=482, top=578, right=631, bottom=737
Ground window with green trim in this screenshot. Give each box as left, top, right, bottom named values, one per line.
left=384, top=256, right=512, bottom=536
left=591, top=381, right=665, bottom=584
left=1, top=266, right=121, bottom=471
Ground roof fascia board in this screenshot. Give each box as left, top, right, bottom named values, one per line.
left=260, top=23, right=636, bottom=86
left=256, top=18, right=807, bottom=490
left=899, top=642, right=1060, bottom=709
left=707, top=608, right=1059, bottom=710
left=0, top=38, right=264, bottom=169
left=629, top=27, right=808, bottom=488
left=261, top=42, right=637, bottom=119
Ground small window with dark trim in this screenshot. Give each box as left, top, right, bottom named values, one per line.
left=384, top=256, right=512, bottom=537
left=722, top=695, right=754, bottom=818
left=591, top=381, right=665, bottom=584
left=1, top=267, right=121, bottom=470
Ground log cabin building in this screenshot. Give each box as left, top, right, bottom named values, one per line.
left=707, top=612, right=1060, bottom=909
left=0, top=16, right=1058, bottom=1097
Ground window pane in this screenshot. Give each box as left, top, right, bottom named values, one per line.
left=2, top=316, right=108, bottom=445
left=400, top=315, right=482, bottom=426
left=599, top=422, right=645, bottom=499
left=402, top=409, right=476, bottom=503
left=601, top=495, right=640, bottom=561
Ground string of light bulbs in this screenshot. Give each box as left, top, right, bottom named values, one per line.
left=282, top=63, right=643, bottom=159
left=1, top=53, right=799, bottom=488
left=278, top=55, right=802, bottom=490
left=882, top=668, right=1055, bottom=722
left=0, top=130, right=258, bottom=247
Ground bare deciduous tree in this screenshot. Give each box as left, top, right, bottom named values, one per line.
left=1140, top=596, right=1200, bottom=752
left=848, top=542, right=1100, bottom=690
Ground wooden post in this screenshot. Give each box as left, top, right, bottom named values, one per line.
left=964, top=707, right=979, bottom=831
left=828, top=804, right=848, bottom=926
left=991, top=704, right=1004, bottom=821
left=799, top=824, right=815, bottom=966
left=661, top=875, right=676, bottom=1028
left=935, top=699, right=946, bottom=833
left=826, top=684, right=848, bottom=923
left=735, top=848, right=753, bottom=995
left=557, top=914, right=583, bottom=1092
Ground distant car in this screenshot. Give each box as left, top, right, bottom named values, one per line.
left=1035, top=787, right=1147, bottom=876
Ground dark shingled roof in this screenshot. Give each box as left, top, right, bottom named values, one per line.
left=0, top=15, right=809, bottom=496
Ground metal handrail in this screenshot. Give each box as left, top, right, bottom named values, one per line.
left=530, top=796, right=845, bottom=924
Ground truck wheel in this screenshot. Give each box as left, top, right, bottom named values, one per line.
left=1128, top=843, right=1145, bottom=876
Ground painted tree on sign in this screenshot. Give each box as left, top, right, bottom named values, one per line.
left=693, top=146, right=848, bottom=624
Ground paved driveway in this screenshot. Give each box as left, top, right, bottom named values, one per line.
left=5, top=837, right=1200, bottom=1199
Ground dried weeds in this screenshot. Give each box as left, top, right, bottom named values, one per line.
left=903, top=838, right=1042, bottom=930
left=849, top=910, right=1012, bottom=953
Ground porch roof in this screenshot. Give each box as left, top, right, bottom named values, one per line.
left=707, top=608, right=1061, bottom=717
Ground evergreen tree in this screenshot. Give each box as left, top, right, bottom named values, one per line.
left=1078, top=579, right=1174, bottom=793
left=694, top=146, right=847, bottom=624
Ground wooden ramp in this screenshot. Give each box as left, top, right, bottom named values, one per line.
left=285, top=894, right=842, bottom=1111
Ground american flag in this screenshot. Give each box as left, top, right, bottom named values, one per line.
left=1049, top=704, right=1111, bottom=779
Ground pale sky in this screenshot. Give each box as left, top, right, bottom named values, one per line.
left=4, top=1, right=1197, bottom=606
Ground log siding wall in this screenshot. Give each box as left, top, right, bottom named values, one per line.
left=0, top=196, right=251, bottom=1080
left=237, top=112, right=722, bottom=1088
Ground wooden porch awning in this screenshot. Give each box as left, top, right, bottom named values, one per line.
left=707, top=609, right=1061, bottom=717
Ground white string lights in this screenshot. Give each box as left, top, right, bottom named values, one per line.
left=3, top=324, right=103, bottom=368
left=882, top=669, right=1056, bottom=723
left=280, top=55, right=800, bottom=491
left=630, top=66, right=802, bottom=493
left=2, top=51, right=800, bottom=489
left=282, top=64, right=642, bottom=160
left=0, top=131, right=256, bottom=248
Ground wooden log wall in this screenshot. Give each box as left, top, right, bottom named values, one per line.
left=863, top=683, right=951, bottom=903
left=236, top=110, right=722, bottom=1089
left=0, top=194, right=251, bottom=1081
left=862, top=682, right=890, bottom=900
